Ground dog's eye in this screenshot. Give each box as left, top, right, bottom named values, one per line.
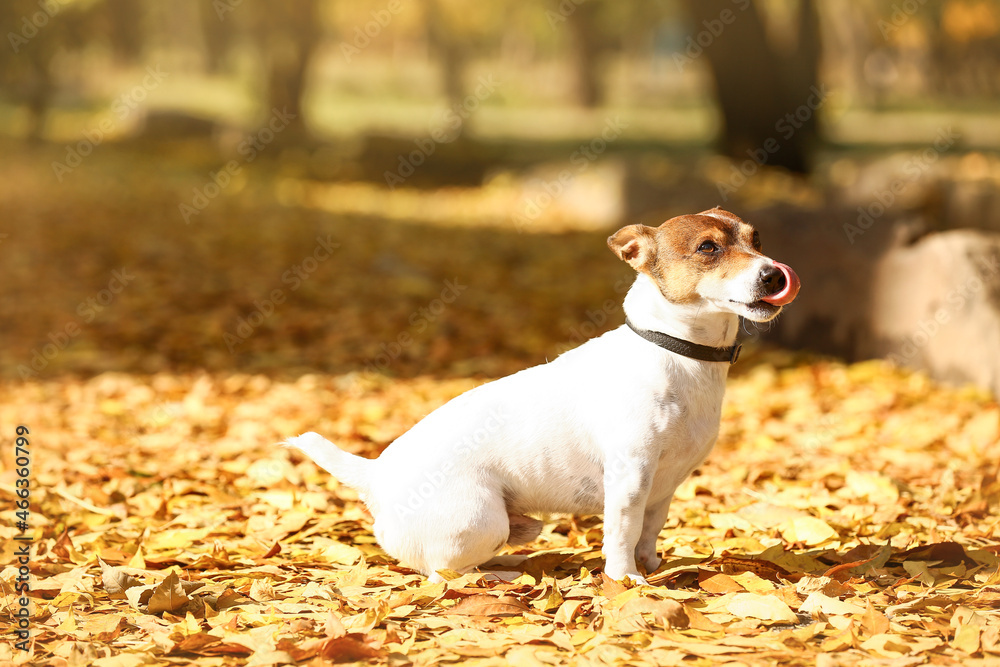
left=752, top=231, right=762, bottom=251
left=697, top=241, right=719, bottom=254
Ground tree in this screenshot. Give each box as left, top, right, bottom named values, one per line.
left=241, top=0, right=322, bottom=139
left=679, top=0, right=821, bottom=173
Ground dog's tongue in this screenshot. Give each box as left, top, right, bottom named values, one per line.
left=761, top=262, right=800, bottom=306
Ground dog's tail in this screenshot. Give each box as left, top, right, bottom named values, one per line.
left=283, top=432, right=373, bottom=496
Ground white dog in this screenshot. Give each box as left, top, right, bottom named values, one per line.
left=286, top=208, right=800, bottom=584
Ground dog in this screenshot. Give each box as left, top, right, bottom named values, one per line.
left=286, top=207, right=800, bottom=584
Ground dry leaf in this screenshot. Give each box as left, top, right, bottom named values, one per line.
left=726, top=593, right=798, bottom=623
left=447, top=594, right=531, bottom=617
left=617, top=596, right=688, bottom=629
left=780, top=517, right=839, bottom=546
left=553, top=600, right=588, bottom=626
left=147, top=572, right=191, bottom=615
left=860, top=600, right=890, bottom=637
left=799, top=592, right=866, bottom=617
left=699, top=571, right=745, bottom=594
left=861, top=633, right=913, bottom=658
left=99, top=557, right=142, bottom=599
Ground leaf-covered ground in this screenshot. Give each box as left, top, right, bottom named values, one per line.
left=1, top=139, right=999, bottom=665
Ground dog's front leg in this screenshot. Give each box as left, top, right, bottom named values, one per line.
left=601, top=459, right=653, bottom=584
left=634, top=497, right=671, bottom=574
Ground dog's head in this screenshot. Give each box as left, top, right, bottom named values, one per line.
left=608, top=207, right=800, bottom=322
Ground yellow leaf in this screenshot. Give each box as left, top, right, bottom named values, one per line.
left=319, top=542, right=364, bottom=565
left=800, top=592, right=866, bottom=617
left=860, top=600, right=890, bottom=637
left=447, top=594, right=530, bottom=617
left=125, top=584, right=157, bottom=612
left=780, top=517, right=839, bottom=546
left=729, top=571, right=776, bottom=593
left=725, top=593, right=798, bottom=623
left=554, top=600, right=587, bottom=626
left=951, top=625, right=980, bottom=655
left=617, top=596, right=688, bottom=629
left=128, top=546, right=146, bottom=570
left=99, top=557, right=142, bottom=600
left=249, top=577, right=275, bottom=602
left=56, top=608, right=77, bottom=633
left=820, top=625, right=857, bottom=652
left=951, top=606, right=985, bottom=654
left=147, top=572, right=191, bottom=614
left=535, top=585, right=563, bottom=613
left=861, top=633, right=912, bottom=658
left=569, top=629, right=597, bottom=646
left=843, top=471, right=899, bottom=503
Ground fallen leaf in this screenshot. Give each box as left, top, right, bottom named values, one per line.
left=600, top=573, right=629, bottom=598
left=99, top=557, right=143, bottom=599
left=799, top=592, right=866, bottom=617
left=861, top=633, right=913, bottom=658
left=553, top=599, right=587, bottom=625
left=147, top=572, right=191, bottom=615
left=860, top=600, right=890, bottom=637
left=616, top=596, right=688, bottom=629
left=780, top=517, right=839, bottom=546
left=726, top=593, right=798, bottom=623
left=699, top=571, right=745, bottom=594
left=447, top=594, right=531, bottom=617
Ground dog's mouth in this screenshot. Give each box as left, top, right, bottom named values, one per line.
left=760, top=262, right=801, bottom=306
left=730, top=298, right=783, bottom=321
left=728, top=262, right=801, bottom=321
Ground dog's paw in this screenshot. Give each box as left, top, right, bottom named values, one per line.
left=635, top=547, right=662, bottom=574
left=604, top=565, right=650, bottom=587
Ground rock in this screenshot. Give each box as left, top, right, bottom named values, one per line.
left=865, top=230, right=1000, bottom=396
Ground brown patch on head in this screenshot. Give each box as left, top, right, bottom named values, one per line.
left=608, top=209, right=765, bottom=303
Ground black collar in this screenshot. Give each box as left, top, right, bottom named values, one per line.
left=625, top=317, right=742, bottom=365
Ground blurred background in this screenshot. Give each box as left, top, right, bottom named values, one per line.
left=2, top=0, right=999, bottom=393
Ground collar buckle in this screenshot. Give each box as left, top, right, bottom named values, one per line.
left=729, top=343, right=742, bottom=365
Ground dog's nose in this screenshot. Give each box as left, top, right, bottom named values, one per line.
left=760, top=265, right=786, bottom=295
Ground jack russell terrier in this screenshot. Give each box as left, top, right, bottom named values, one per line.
left=286, top=207, right=800, bottom=584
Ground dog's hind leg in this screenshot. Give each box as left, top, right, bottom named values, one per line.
left=506, top=513, right=543, bottom=545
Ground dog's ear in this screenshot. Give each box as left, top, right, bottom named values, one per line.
left=608, top=224, right=656, bottom=272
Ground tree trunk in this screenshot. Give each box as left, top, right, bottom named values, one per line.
left=425, top=0, right=468, bottom=128
left=255, top=0, right=321, bottom=140
left=679, top=0, right=820, bottom=173
left=567, top=2, right=603, bottom=108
